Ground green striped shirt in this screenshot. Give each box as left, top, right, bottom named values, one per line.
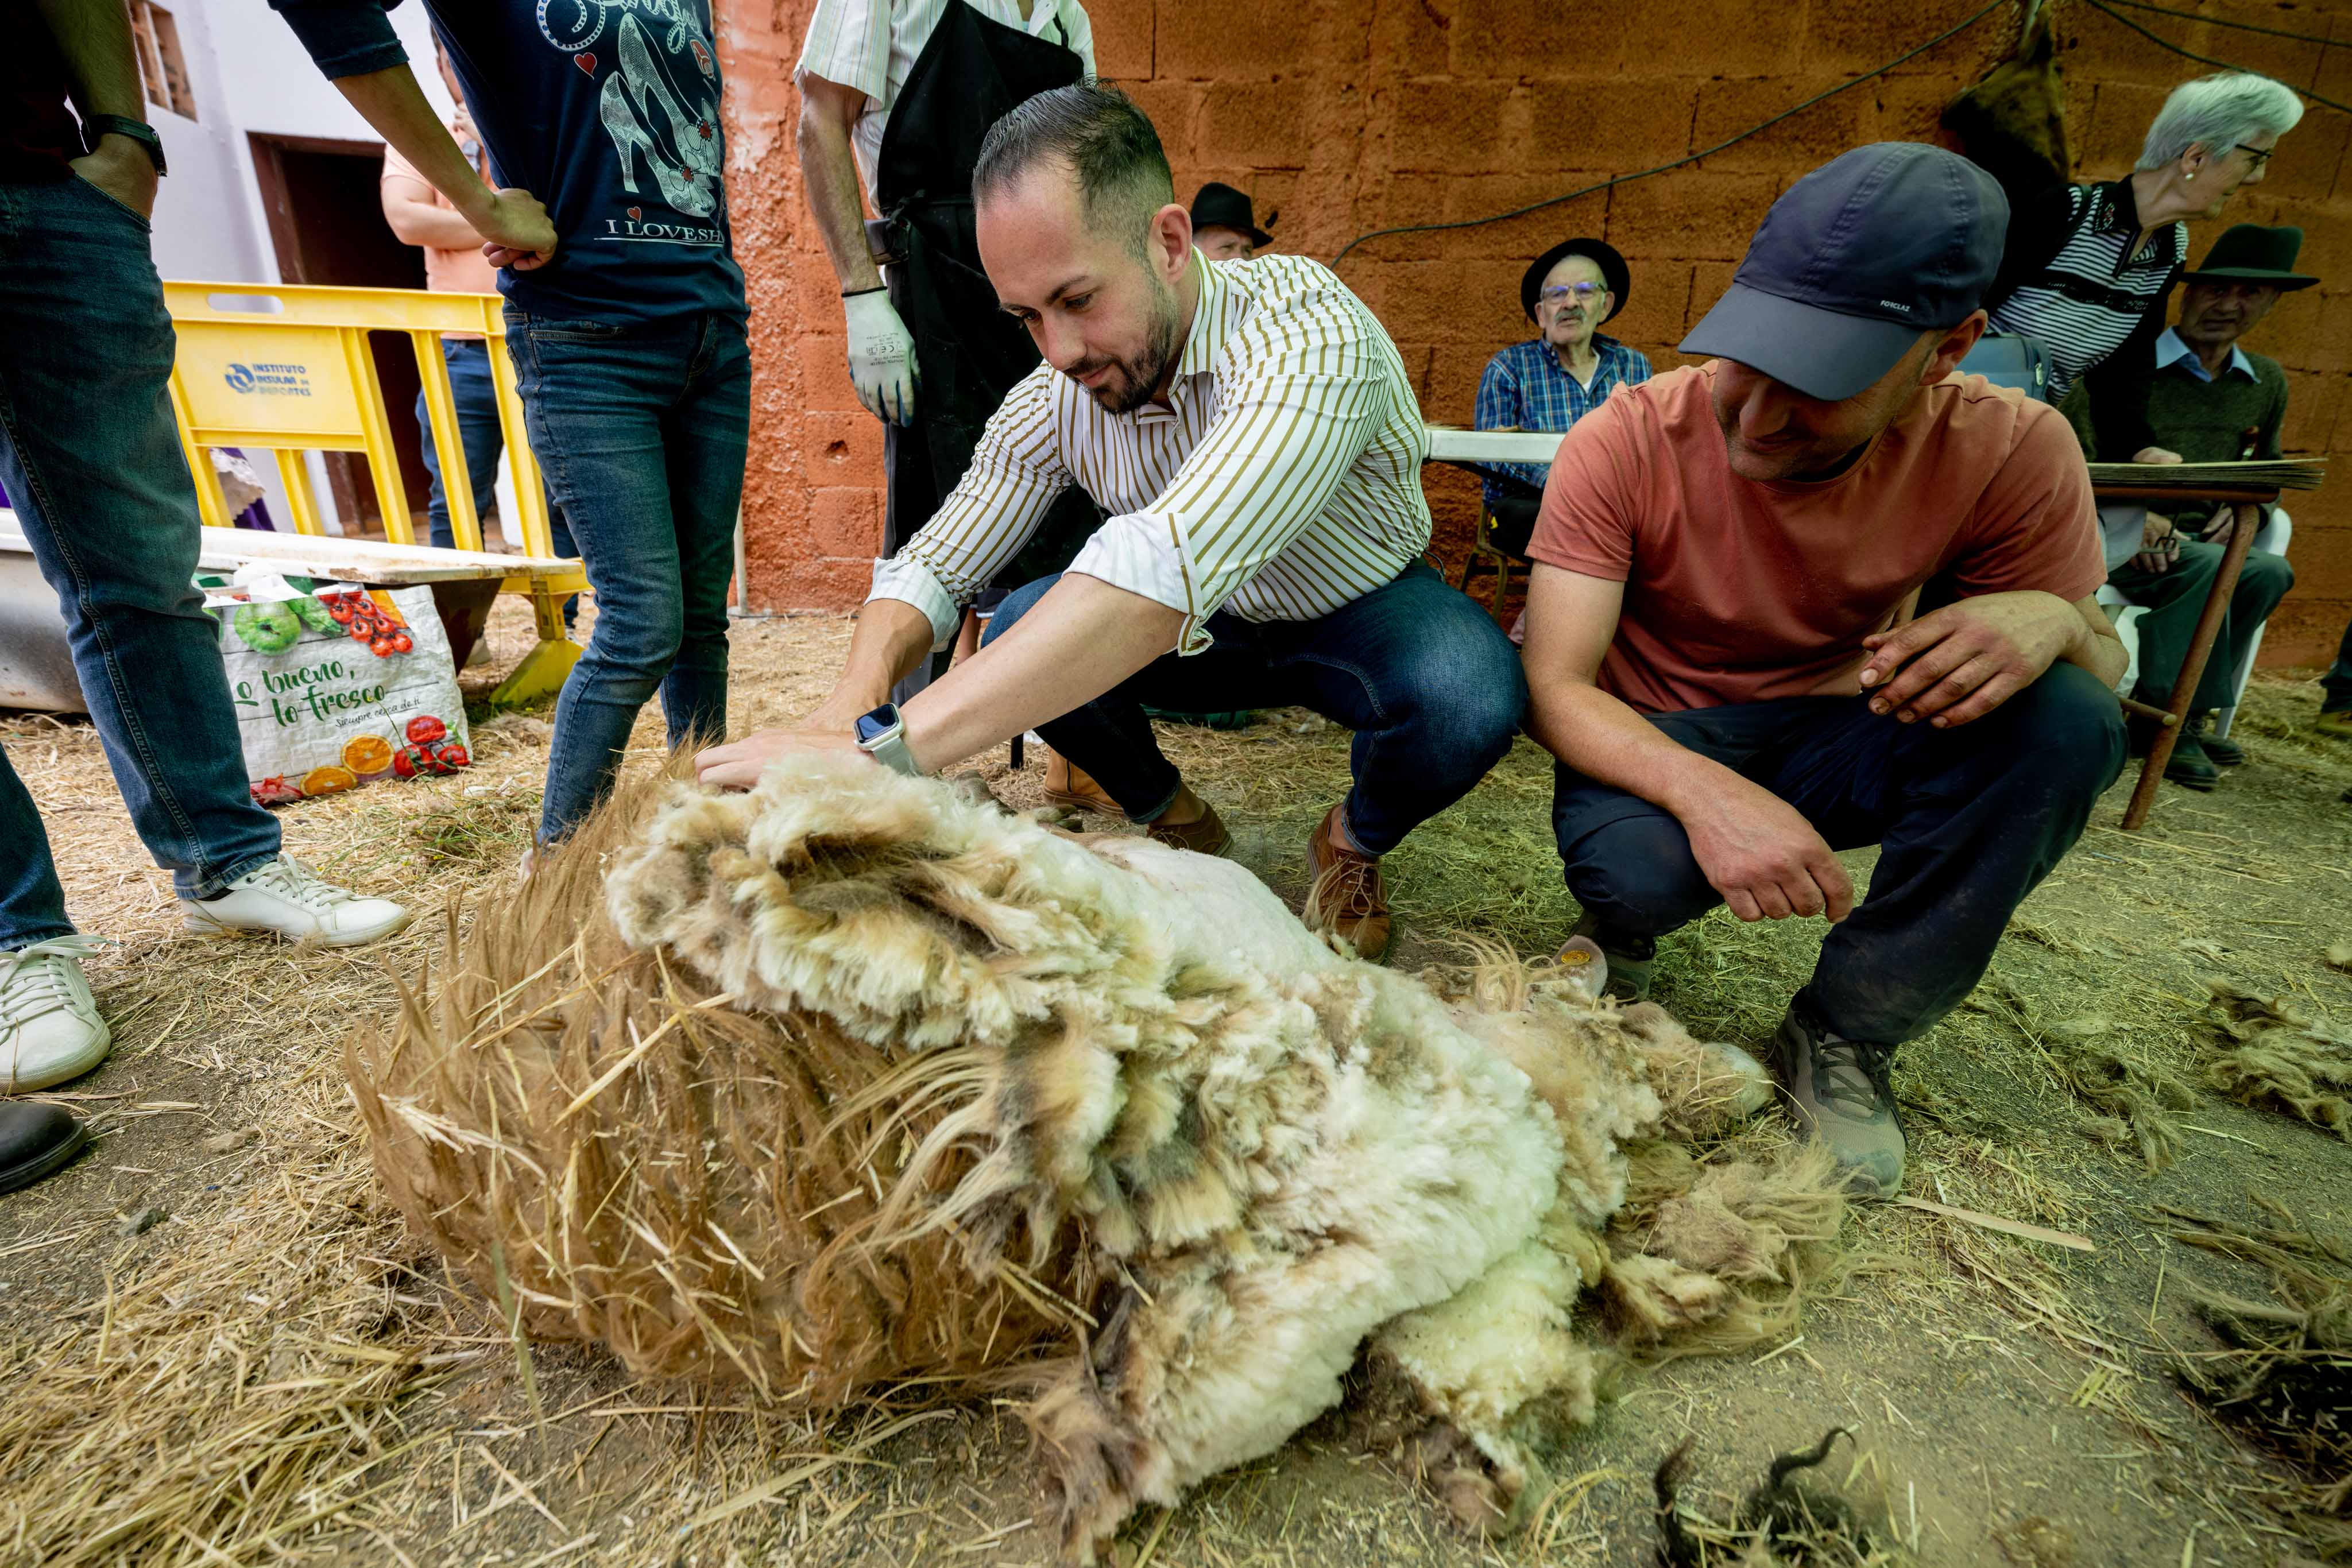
left=867, top=251, right=1433, bottom=654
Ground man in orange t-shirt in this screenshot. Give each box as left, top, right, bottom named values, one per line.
left=1522, top=144, right=2127, bottom=1198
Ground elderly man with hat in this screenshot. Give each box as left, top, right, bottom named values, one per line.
left=1190, top=181, right=1272, bottom=261
left=1473, top=239, right=1650, bottom=560
left=2080, top=223, right=2313, bottom=786
left=1519, top=144, right=2128, bottom=1197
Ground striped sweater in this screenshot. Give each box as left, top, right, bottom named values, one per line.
left=1986, top=177, right=2183, bottom=455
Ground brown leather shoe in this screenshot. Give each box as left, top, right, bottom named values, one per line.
left=1147, top=799, right=1231, bottom=856
left=1042, top=747, right=1123, bottom=815
left=1306, top=804, right=1392, bottom=962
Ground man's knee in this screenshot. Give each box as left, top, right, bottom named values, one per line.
left=2239, top=549, right=2295, bottom=607
left=978, top=575, right=1061, bottom=647
left=1558, top=807, right=1717, bottom=935
left=1390, top=618, right=1528, bottom=771
left=1975, top=661, right=2126, bottom=793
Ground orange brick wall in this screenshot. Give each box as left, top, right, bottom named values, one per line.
left=715, top=0, right=2352, bottom=667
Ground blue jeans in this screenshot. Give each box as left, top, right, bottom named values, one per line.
left=414, top=338, right=578, bottom=625
left=508, top=310, right=749, bottom=841
left=981, top=562, right=1528, bottom=855
left=1551, top=663, right=2126, bottom=1045
left=0, top=176, right=282, bottom=947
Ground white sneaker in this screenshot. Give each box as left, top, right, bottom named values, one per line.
left=179, top=855, right=412, bottom=947
left=1, top=935, right=113, bottom=1092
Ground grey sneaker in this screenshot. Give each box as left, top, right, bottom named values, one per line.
left=1767, top=1008, right=1905, bottom=1198
left=1562, top=913, right=1654, bottom=1002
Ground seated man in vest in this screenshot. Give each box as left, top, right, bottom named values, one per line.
left=695, top=86, right=1526, bottom=963
left=2081, top=223, right=2309, bottom=789
left=1521, top=145, right=2127, bottom=1196
left=1474, top=238, right=1650, bottom=562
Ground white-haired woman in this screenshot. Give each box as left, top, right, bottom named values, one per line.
left=1984, top=70, right=2303, bottom=461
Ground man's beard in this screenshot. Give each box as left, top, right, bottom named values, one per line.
left=1070, top=272, right=1183, bottom=416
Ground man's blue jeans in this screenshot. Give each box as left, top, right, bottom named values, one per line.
left=414, top=338, right=577, bottom=624
left=507, top=311, right=748, bottom=841
left=0, top=175, right=282, bottom=948
left=1551, top=663, right=2126, bottom=1045
left=981, top=562, right=1527, bottom=855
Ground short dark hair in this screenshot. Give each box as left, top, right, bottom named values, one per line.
left=972, top=84, right=1175, bottom=253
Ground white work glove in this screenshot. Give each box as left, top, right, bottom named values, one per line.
left=844, top=288, right=918, bottom=426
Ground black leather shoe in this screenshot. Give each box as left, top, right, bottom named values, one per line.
left=2164, top=729, right=2222, bottom=791
left=0, top=1101, right=87, bottom=1195
left=2194, top=714, right=2245, bottom=767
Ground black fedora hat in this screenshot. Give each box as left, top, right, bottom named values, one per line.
left=1521, top=237, right=1630, bottom=324
left=2184, top=224, right=2318, bottom=290
left=1189, top=182, right=1272, bottom=249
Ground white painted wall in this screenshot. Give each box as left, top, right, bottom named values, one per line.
left=142, top=2, right=457, bottom=534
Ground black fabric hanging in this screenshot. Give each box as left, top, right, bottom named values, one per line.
left=875, top=1, right=1098, bottom=595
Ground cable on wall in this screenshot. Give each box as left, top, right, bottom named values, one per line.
left=1329, top=0, right=2011, bottom=265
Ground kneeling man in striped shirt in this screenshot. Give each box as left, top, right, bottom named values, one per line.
left=695, top=85, right=1526, bottom=961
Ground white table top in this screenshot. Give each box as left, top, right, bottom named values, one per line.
left=1, top=515, right=578, bottom=585
left=1422, top=428, right=1564, bottom=464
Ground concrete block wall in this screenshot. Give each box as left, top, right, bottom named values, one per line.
left=716, top=0, right=2352, bottom=667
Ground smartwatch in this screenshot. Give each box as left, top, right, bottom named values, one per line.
left=82, top=115, right=167, bottom=178
left=853, top=703, right=920, bottom=776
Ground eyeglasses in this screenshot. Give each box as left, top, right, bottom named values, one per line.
left=1538, top=281, right=1609, bottom=306
left=2235, top=142, right=2275, bottom=169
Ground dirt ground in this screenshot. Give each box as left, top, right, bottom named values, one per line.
left=3, top=597, right=2349, bottom=1568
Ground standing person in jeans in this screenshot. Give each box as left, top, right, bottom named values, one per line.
left=1, top=0, right=412, bottom=1195
left=2320, top=623, right=2352, bottom=742
left=378, top=33, right=577, bottom=630
left=1522, top=145, right=2127, bottom=1197
left=270, top=0, right=752, bottom=845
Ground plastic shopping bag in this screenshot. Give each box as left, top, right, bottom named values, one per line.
left=203, top=568, right=472, bottom=806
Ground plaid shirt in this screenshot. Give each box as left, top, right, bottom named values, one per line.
left=1473, top=334, right=1651, bottom=505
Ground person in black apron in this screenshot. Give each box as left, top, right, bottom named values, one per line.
left=874, top=3, right=1104, bottom=689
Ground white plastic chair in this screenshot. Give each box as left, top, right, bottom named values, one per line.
left=2095, top=506, right=2291, bottom=735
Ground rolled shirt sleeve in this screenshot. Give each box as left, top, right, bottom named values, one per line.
left=1066, top=281, right=1404, bottom=653
left=267, top=0, right=410, bottom=79
left=865, top=365, right=1076, bottom=649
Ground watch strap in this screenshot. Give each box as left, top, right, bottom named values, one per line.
left=82, top=115, right=166, bottom=176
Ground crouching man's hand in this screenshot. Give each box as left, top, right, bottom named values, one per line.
left=693, top=698, right=875, bottom=791
left=1858, top=590, right=2087, bottom=730
left=1681, top=773, right=1856, bottom=924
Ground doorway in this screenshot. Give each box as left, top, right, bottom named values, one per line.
left=247, top=132, right=432, bottom=536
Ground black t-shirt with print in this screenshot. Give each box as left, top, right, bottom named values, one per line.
left=270, top=0, right=745, bottom=325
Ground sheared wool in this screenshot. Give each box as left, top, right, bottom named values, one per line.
left=353, top=755, right=1819, bottom=1563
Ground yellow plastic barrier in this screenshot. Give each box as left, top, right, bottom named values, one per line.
left=160, top=281, right=586, bottom=706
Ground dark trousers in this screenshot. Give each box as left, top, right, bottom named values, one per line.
left=981, top=562, right=1528, bottom=856
left=1552, top=663, right=2125, bottom=1044
left=508, top=311, right=750, bottom=841
left=2107, top=539, right=2293, bottom=711
left=2320, top=614, right=2352, bottom=714
left=0, top=175, right=284, bottom=946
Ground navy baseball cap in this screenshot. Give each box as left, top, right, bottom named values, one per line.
left=1681, top=142, right=2010, bottom=401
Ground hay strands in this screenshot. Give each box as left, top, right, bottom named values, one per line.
left=676, top=1408, right=957, bottom=1535
left=1891, top=1197, right=2096, bottom=1253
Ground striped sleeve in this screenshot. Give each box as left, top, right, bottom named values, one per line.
left=866, top=363, right=1076, bottom=648
left=1066, top=268, right=1398, bottom=653
left=796, top=0, right=893, bottom=101
left=1061, top=1, right=1097, bottom=75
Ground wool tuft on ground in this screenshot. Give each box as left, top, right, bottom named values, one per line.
left=350, top=753, right=1843, bottom=1562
